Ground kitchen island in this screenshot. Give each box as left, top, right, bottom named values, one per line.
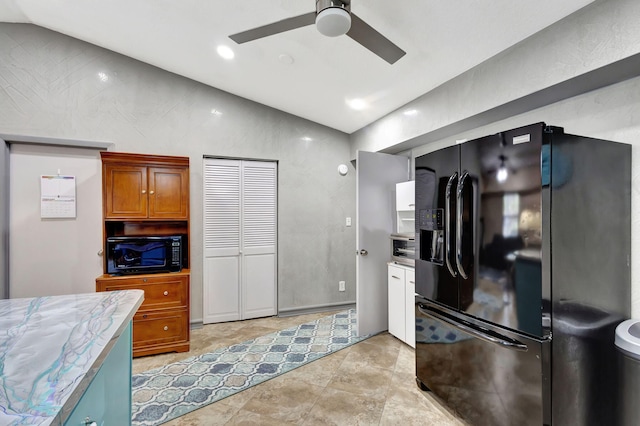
left=0, top=290, right=144, bottom=425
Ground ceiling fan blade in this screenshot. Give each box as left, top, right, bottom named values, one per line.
left=229, top=11, right=317, bottom=44
left=346, top=13, right=406, bottom=64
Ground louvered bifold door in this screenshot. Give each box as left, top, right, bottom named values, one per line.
left=241, top=161, right=277, bottom=319
left=203, top=159, right=241, bottom=323
left=203, top=158, right=278, bottom=324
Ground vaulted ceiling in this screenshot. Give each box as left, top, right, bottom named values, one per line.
left=0, top=0, right=594, bottom=133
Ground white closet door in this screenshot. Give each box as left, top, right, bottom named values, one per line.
left=203, top=159, right=241, bottom=323
left=242, top=161, right=277, bottom=318
left=203, top=158, right=277, bottom=324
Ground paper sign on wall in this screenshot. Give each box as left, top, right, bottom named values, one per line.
left=41, top=175, right=76, bottom=218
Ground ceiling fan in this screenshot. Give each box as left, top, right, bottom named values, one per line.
left=229, top=0, right=406, bottom=64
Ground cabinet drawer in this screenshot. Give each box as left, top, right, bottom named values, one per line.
left=98, top=275, right=188, bottom=311
left=133, top=309, right=188, bottom=349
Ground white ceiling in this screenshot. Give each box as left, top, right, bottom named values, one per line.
left=0, top=0, right=594, bottom=134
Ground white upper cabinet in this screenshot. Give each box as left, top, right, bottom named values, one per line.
left=396, top=181, right=415, bottom=234
left=396, top=181, right=415, bottom=211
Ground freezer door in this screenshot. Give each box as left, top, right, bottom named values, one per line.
left=415, top=298, right=550, bottom=426
left=459, top=126, right=545, bottom=337
left=415, top=145, right=460, bottom=309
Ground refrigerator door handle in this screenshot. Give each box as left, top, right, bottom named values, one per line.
left=456, top=171, right=470, bottom=279
left=418, top=301, right=529, bottom=352
left=445, top=172, right=458, bottom=277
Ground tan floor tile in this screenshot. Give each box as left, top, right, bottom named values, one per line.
left=304, top=387, right=385, bottom=425
left=327, top=362, right=394, bottom=401
left=240, top=376, right=324, bottom=423
left=273, top=347, right=350, bottom=388
left=225, top=409, right=301, bottom=425
left=380, top=386, right=467, bottom=426
left=161, top=400, right=240, bottom=425
left=338, top=338, right=400, bottom=372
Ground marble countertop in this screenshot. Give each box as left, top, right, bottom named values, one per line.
left=0, top=290, right=144, bottom=425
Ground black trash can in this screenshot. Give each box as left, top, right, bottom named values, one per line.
left=615, top=319, right=640, bottom=426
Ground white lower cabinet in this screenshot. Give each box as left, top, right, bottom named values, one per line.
left=387, top=263, right=415, bottom=348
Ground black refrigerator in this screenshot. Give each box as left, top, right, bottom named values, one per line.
left=414, top=123, right=631, bottom=426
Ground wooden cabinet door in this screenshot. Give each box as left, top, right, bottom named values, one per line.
left=104, top=164, right=148, bottom=218
left=148, top=167, right=189, bottom=219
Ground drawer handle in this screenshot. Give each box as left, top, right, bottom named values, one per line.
left=409, top=280, right=415, bottom=284
left=163, top=291, right=169, bottom=296
left=163, top=326, right=169, bottom=331
left=143, top=314, right=148, bottom=319
left=391, top=275, right=400, bottom=279
left=143, top=278, right=148, bottom=283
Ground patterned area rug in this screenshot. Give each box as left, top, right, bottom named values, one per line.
left=131, top=309, right=369, bottom=425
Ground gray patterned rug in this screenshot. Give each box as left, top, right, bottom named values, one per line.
left=131, top=309, right=369, bottom=425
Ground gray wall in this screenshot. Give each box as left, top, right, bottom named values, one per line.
left=0, top=23, right=356, bottom=320
left=0, top=140, right=7, bottom=299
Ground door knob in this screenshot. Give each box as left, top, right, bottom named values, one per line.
left=359, top=249, right=368, bottom=256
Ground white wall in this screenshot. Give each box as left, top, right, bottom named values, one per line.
left=0, top=23, right=356, bottom=320
left=9, top=144, right=103, bottom=297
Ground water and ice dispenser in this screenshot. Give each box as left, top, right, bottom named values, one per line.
left=419, top=208, right=444, bottom=265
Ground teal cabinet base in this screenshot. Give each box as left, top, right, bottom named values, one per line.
left=65, top=322, right=132, bottom=425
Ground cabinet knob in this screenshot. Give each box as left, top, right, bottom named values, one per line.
left=142, top=189, right=147, bottom=194
left=149, top=190, right=155, bottom=195
left=143, top=314, right=148, bottom=319
left=163, top=326, right=169, bottom=331
left=163, top=291, right=169, bottom=296
left=143, top=278, right=147, bottom=283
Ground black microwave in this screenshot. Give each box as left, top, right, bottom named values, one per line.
left=106, top=235, right=183, bottom=275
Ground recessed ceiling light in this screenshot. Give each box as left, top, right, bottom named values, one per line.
left=346, top=98, right=368, bottom=111
left=97, top=72, right=109, bottom=82
left=217, top=45, right=235, bottom=60
left=301, top=136, right=312, bottom=141
left=278, top=53, right=294, bottom=65
left=210, top=109, right=222, bottom=116
left=403, top=109, right=418, bottom=116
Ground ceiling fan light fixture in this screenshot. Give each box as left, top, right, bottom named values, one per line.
left=497, top=166, right=508, bottom=183
left=496, top=155, right=508, bottom=183
left=315, top=7, right=351, bottom=37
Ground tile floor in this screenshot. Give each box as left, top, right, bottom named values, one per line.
left=132, top=311, right=468, bottom=425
